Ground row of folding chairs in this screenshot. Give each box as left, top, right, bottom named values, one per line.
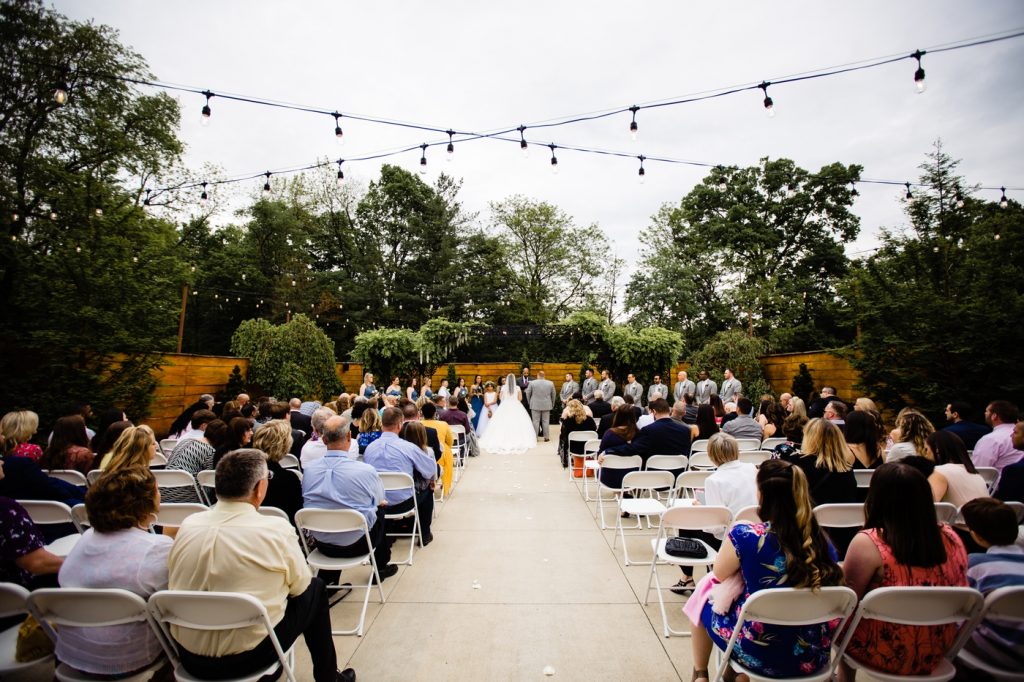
left=853, top=465, right=1001, bottom=494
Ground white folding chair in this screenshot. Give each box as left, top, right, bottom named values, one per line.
left=254, top=506, right=288, bottom=521
left=0, top=583, right=55, bottom=678
left=449, top=424, right=468, bottom=478
left=712, top=587, right=859, bottom=682
left=567, top=430, right=599, bottom=479
left=27, top=587, right=172, bottom=682
left=687, top=451, right=717, bottom=470
left=380, top=472, right=422, bottom=566
left=149, top=451, right=168, bottom=468
left=196, top=469, right=216, bottom=505
left=645, top=455, right=689, bottom=502
left=737, top=450, right=772, bottom=467
left=155, top=503, right=209, bottom=528
left=834, top=586, right=985, bottom=682
left=19, top=499, right=79, bottom=554
left=158, top=439, right=177, bottom=457
left=760, top=437, right=787, bottom=450
left=735, top=438, right=763, bottom=452
left=153, top=469, right=203, bottom=504
left=812, top=503, right=865, bottom=530
left=294, top=508, right=386, bottom=636
left=1005, top=500, right=1024, bottom=523
left=48, top=469, right=89, bottom=487
left=690, top=438, right=710, bottom=452
left=595, top=455, right=642, bottom=529
left=976, top=466, right=999, bottom=492
left=70, top=503, right=91, bottom=533
left=644, top=505, right=733, bottom=637
left=87, top=469, right=104, bottom=486
left=615, top=471, right=673, bottom=565
left=934, top=502, right=959, bottom=524
left=580, top=439, right=603, bottom=501
left=957, top=586, right=1024, bottom=681
left=854, top=469, right=874, bottom=489
left=732, top=505, right=761, bottom=524
left=279, top=454, right=300, bottom=470
left=149, top=590, right=296, bottom=682
left=671, top=470, right=714, bottom=506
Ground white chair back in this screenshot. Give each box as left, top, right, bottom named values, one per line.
left=660, top=505, right=733, bottom=533
left=976, top=466, right=999, bottom=491
left=732, top=505, right=761, bottom=524
left=17, top=499, right=76, bottom=527
left=583, top=439, right=601, bottom=455
left=735, top=438, right=762, bottom=452
left=598, top=455, right=642, bottom=472
left=196, top=469, right=216, bottom=505
left=155, top=503, right=208, bottom=527
left=380, top=471, right=415, bottom=493
left=149, top=451, right=168, bottom=468
left=158, top=439, right=177, bottom=456
left=737, top=450, right=771, bottom=466
left=152, top=469, right=201, bottom=501
left=645, top=455, right=688, bottom=474
left=760, top=437, right=787, bottom=450
left=0, top=582, right=55, bottom=676
left=87, top=469, right=103, bottom=486
left=687, top=451, right=716, bottom=470
left=70, top=503, right=91, bottom=532
left=26, top=587, right=162, bottom=646
left=853, top=469, right=873, bottom=488
left=813, top=503, right=865, bottom=529
left=47, top=469, right=88, bottom=486
left=957, top=586, right=1024, bottom=681
left=567, top=430, right=599, bottom=455
left=621, top=470, right=674, bottom=494
left=674, top=470, right=713, bottom=500
left=0, top=582, right=32, bottom=620
left=1005, top=500, right=1024, bottom=523
left=257, top=506, right=290, bottom=521
left=934, top=501, right=959, bottom=524
left=294, top=508, right=367, bottom=554
left=690, top=438, right=709, bottom=452
left=279, top=454, right=300, bottom=470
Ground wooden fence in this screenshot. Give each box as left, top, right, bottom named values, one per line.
left=142, top=352, right=858, bottom=436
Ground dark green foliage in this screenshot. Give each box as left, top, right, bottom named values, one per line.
left=791, top=363, right=815, bottom=402
left=221, top=365, right=248, bottom=402
left=446, top=363, right=458, bottom=387
left=520, top=351, right=531, bottom=370
left=689, top=330, right=771, bottom=400
left=230, top=315, right=340, bottom=401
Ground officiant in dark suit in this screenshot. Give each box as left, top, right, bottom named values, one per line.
left=518, top=367, right=532, bottom=421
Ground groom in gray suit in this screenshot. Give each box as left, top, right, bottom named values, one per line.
left=526, top=371, right=556, bottom=441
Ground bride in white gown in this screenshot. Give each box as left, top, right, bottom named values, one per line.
left=477, top=373, right=537, bottom=454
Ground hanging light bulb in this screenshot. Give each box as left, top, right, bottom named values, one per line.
left=446, top=130, right=455, bottom=161
left=716, top=167, right=728, bottom=192
left=332, top=112, right=344, bottom=145
left=786, top=184, right=797, bottom=199
left=850, top=181, right=859, bottom=197
left=54, top=70, right=70, bottom=105
left=94, top=202, right=103, bottom=217
left=955, top=191, right=965, bottom=209
left=759, top=81, right=774, bottom=117
left=200, top=90, right=213, bottom=126
left=549, top=144, right=559, bottom=174
left=637, top=155, right=646, bottom=184
left=11, top=213, right=19, bottom=223
left=419, top=144, right=428, bottom=175
left=911, top=50, right=926, bottom=93
left=200, top=182, right=208, bottom=204
left=263, top=171, right=272, bottom=194
left=999, top=187, right=1008, bottom=209
left=629, top=105, right=639, bottom=141
left=518, top=125, right=529, bottom=158
left=143, top=189, right=151, bottom=207
left=336, top=159, right=345, bottom=188
left=49, top=210, right=57, bottom=221
left=904, top=182, right=913, bottom=202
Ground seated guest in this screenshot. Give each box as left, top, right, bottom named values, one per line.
left=439, top=395, right=472, bottom=433
left=300, top=407, right=338, bottom=467
left=925, top=430, right=989, bottom=507
left=721, top=397, right=763, bottom=440
left=670, top=401, right=687, bottom=425
left=681, top=392, right=699, bottom=424
left=89, top=407, right=127, bottom=454
left=959, top=497, right=1024, bottom=673
left=599, top=407, right=637, bottom=452
left=167, top=396, right=215, bottom=440
left=168, top=449, right=351, bottom=682
left=843, top=410, right=882, bottom=470
left=603, top=399, right=691, bottom=464
left=303, top=415, right=395, bottom=583
left=622, top=394, right=643, bottom=422
left=93, top=420, right=132, bottom=466
left=269, top=402, right=307, bottom=457
left=974, top=400, right=1022, bottom=475
left=943, top=400, right=991, bottom=450
left=709, top=394, right=726, bottom=425
left=213, top=416, right=254, bottom=467
left=399, top=402, right=442, bottom=464
left=674, top=433, right=758, bottom=594
left=788, top=395, right=808, bottom=418
left=165, top=419, right=227, bottom=502
left=102, top=425, right=159, bottom=472
left=175, top=409, right=215, bottom=444
left=994, top=420, right=1024, bottom=503
left=692, top=404, right=720, bottom=442
left=558, top=399, right=598, bottom=469
left=720, top=401, right=738, bottom=426
left=757, top=400, right=786, bottom=439
left=251, top=420, right=303, bottom=523
left=589, top=390, right=611, bottom=420
left=597, top=396, right=625, bottom=437
left=40, top=414, right=93, bottom=475
left=887, top=408, right=934, bottom=461
left=687, top=459, right=844, bottom=682
left=823, top=399, right=848, bottom=431
left=0, top=463, right=63, bottom=589
left=365, top=407, right=436, bottom=545
left=0, top=453, right=84, bottom=507
left=57, top=468, right=173, bottom=677
left=357, top=408, right=384, bottom=454
left=288, top=398, right=313, bottom=437
left=839, top=462, right=968, bottom=681
left=1, top=409, right=44, bottom=462
left=421, top=402, right=454, bottom=497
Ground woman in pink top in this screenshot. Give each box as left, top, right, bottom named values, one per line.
left=839, top=462, right=968, bottom=681
left=1, top=409, right=43, bottom=462
left=39, top=415, right=93, bottom=474
left=926, top=431, right=989, bottom=507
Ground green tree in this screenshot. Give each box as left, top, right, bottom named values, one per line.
left=0, top=1, right=184, bottom=426
left=604, top=326, right=685, bottom=389
left=230, top=315, right=339, bottom=400
left=791, top=363, right=815, bottom=402
left=490, top=195, right=608, bottom=324
left=844, top=143, right=1024, bottom=416
left=220, top=365, right=248, bottom=403
left=689, top=330, right=771, bottom=400
left=626, top=158, right=861, bottom=351
left=350, top=328, right=421, bottom=384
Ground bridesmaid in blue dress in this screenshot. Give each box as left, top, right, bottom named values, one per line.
left=406, top=377, right=419, bottom=402
left=469, top=374, right=484, bottom=431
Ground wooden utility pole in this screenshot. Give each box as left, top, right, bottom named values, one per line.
left=176, top=284, right=189, bottom=353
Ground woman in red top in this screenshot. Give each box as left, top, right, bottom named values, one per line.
left=39, top=415, right=93, bottom=475
left=1, top=409, right=43, bottom=462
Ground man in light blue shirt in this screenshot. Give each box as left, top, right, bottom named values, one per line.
left=364, top=406, right=437, bottom=543
left=302, top=415, right=396, bottom=581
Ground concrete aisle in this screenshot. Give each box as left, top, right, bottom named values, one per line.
left=297, top=430, right=702, bottom=681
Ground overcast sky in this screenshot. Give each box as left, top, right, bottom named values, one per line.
left=53, top=1, right=1024, bottom=272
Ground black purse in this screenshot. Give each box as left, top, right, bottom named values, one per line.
left=665, top=537, right=708, bottom=559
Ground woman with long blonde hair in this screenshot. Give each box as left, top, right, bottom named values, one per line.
left=251, top=420, right=302, bottom=522
left=887, top=408, right=934, bottom=461
left=687, top=459, right=844, bottom=682
left=102, top=425, right=158, bottom=472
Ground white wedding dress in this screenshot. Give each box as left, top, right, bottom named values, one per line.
left=478, top=374, right=537, bottom=455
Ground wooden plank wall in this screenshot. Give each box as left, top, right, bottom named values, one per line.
left=142, top=352, right=858, bottom=436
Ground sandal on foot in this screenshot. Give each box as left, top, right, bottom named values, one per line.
left=671, top=578, right=696, bottom=596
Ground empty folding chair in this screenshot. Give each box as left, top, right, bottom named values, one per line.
left=294, top=508, right=386, bottom=636
left=644, top=505, right=733, bottom=637
left=688, top=451, right=717, bottom=470
left=47, top=469, right=88, bottom=487
left=976, top=466, right=999, bottom=493
left=152, top=469, right=203, bottom=504
left=0, top=583, right=54, bottom=678
left=735, top=438, right=762, bottom=452
left=760, top=437, right=787, bottom=451
left=380, top=472, right=422, bottom=566
left=27, top=587, right=172, bottom=682
left=737, top=450, right=771, bottom=467
left=956, top=586, right=1024, bottom=682
left=594, top=455, right=642, bottom=529
left=645, top=455, right=689, bottom=502
left=449, top=424, right=468, bottom=477
left=690, top=438, right=710, bottom=453
left=615, top=470, right=674, bottom=565
left=834, top=586, right=985, bottom=682
left=567, top=430, right=599, bottom=479
left=155, top=503, right=209, bottom=528
left=713, top=587, right=859, bottom=682
left=149, top=590, right=297, bottom=682
left=672, top=470, right=714, bottom=506
left=580, top=439, right=603, bottom=501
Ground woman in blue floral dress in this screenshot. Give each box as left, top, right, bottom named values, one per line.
left=690, top=459, right=845, bottom=682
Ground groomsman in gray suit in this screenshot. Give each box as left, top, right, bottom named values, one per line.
left=560, top=373, right=579, bottom=402
left=599, top=370, right=616, bottom=400
left=526, top=371, right=556, bottom=441
left=674, top=370, right=696, bottom=403
left=720, top=368, right=742, bottom=403
left=647, top=375, right=669, bottom=404
left=581, top=369, right=598, bottom=403
left=624, top=373, right=643, bottom=404
left=695, top=370, right=717, bottom=404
